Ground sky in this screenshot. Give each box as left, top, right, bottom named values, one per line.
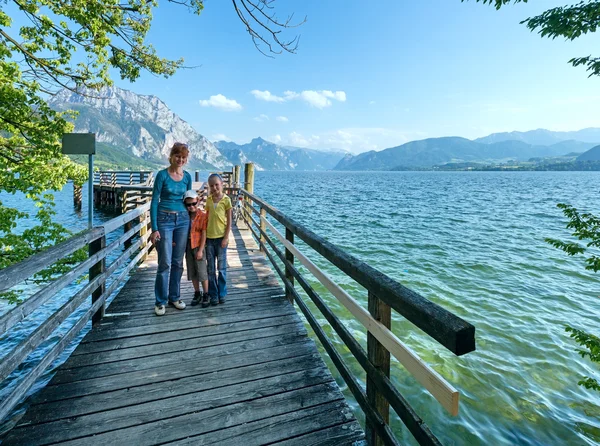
left=9, top=0, right=600, bottom=153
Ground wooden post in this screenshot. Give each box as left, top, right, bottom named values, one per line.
left=244, top=163, right=255, bottom=222
left=259, top=207, right=266, bottom=252
left=89, top=235, right=106, bottom=325
left=140, top=209, right=149, bottom=262
left=195, top=170, right=200, bottom=182
left=244, top=163, right=254, bottom=194
left=365, top=291, right=392, bottom=446
left=285, top=228, right=294, bottom=304
left=122, top=191, right=132, bottom=249
left=73, top=184, right=82, bottom=210
left=233, top=165, right=241, bottom=186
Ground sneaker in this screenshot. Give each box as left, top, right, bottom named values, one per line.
left=210, top=297, right=219, bottom=306
left=168, top=300, right=186, bottom=310
left=219, top=297, right=226, bottom=304
left=201, top=293, right=210, bottom=308
left=191, top=291, right=202, bottom=306
left=154, top=305, right=166, bottom=316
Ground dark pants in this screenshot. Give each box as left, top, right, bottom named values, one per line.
left=206, top=237, right=227, bottom=300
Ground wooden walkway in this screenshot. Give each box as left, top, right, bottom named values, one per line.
left=2, top=226, right=365, bottom=445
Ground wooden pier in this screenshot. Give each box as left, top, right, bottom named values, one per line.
left=0, top=163, right=476, bottom=445
left=1, top=226, right=364, bottom=445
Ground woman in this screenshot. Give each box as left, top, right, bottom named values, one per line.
left=150, top=142, right=193, bottom=316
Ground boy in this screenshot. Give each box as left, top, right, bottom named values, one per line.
left=183, top=190, right=210, bottom=307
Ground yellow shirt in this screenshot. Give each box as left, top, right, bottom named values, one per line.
left=206, top=195, right=232, bottom=239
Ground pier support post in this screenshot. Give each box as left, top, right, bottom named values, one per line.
left=233, top=165, right=241, bottom=186
left=195, top=170, right=200, bottom=182
left=285, top=228, right=294, bottom=304
left=243, top=163, right=255, bottom=222
left=73, top=184, right=82, bottom=210
left=365, top=291, right=391, bottom=446
left=89, top=234, right=106, bottom=325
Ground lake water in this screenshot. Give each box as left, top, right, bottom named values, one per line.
left=2, top=171, right=600, bottom=445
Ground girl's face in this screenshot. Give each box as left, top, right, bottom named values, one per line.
left=208, top=178, right=223, bottom=197
left=170, top=152, right=188, bottom=169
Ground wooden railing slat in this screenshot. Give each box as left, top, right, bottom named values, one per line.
left=0, top=227, right=104, bottom=295
left=101, top=202, right=150, bottom=234
left=242, top=189, right=475, bottom=356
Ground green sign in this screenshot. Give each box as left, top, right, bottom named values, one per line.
left=62, top=133, right=96, bottom=155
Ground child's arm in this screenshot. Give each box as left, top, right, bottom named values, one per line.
left=222, top=207, right=232, bottom=248
left=196, top=229, right=206, bottom=260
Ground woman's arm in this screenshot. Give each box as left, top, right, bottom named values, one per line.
left=150, top=170, right=163, bottom=243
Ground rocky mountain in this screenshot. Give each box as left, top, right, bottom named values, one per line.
left=49, top=87, right=230, bottom=169
left=333, top=137, right=598, bottom=170
left=475, top=128, right=600, bottom=146
left=214, top=137, right=347, bottom=171
left=577, top=145, right=600, bottom=161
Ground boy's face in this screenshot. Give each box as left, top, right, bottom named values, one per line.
left=184, top=197, right=198, bottom=213
left=208, top=178, right=223, bottom=197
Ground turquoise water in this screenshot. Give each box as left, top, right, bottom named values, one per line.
left=1, top=171, right=599, bottom=444
left=252, top=171, right=600, bottom=446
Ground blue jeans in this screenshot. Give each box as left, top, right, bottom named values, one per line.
left=206, top=237, right=227, bottom=300
left=155, top=211, right=190, bottom=306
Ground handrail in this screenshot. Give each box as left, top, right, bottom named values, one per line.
left=0, top=202, right=152, bottom=422
left=241, top=189, right=475, bottom=356
left=240, top=188, right=476, bottom=445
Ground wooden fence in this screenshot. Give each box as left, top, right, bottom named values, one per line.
left=93, top=171, right=153, bottom=187
left=0, top=204, right=152, bottom=421
left=239, top=188, right=476, bottom=446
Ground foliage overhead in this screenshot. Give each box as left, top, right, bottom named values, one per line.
left=0, top=0, right=302, bottom=301
left=468, top=0, right=600, bottom=76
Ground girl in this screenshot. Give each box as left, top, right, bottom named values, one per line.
left=205, top=173, right=232, bottom=305
left=149, top=143, right=192, bottom=316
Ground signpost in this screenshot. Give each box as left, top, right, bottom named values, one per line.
left=62, top=133, right=96, bottom=228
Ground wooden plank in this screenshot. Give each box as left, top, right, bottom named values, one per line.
left=50, top=333, right=310, bottom=385
left=8, top=367, right=334, bottom=445
left=82, top=305, right=296, bottom=341
left=264, top=216, right=460, bottom=416
left=271, top=422, right=365, bottom=446
left=28, top=340, right=317, bottom=406
left=63, top=321, right=305, bottom=368
left=244, top=189, right=475, bottom=356
left=72, top=314, right=296, bottom=355
left=0, top=226, right=104, bottom=294
left=167, top=401, right=362, bottom=446
left=46, top=382, right=343, bottom=446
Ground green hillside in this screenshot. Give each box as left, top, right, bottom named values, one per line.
left=69, top=142, right=163, bottom=171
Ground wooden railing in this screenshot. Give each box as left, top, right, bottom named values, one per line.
left=239, top=188, right=476, bottom=446
left=0, top=204, right=152, bottom=421
left=94, top=170, right=153, bottom=186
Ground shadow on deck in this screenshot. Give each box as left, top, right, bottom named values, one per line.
left=1, top=226, right=364, bottom=445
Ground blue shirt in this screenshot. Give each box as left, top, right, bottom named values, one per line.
left=150, top=169, right=192, bottom=232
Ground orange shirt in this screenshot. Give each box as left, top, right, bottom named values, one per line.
left=190, top=210, right=208, bottom=249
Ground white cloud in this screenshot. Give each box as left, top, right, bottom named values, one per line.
left=250, top=89, right=347, bottom=109
left=199, top=94, right=242, bottom=111
left=212, top=133, right=231, bottom=142
left=250, top=90, right=286, bottom=103
left=271, top=134, right=282, bottom=143
left=281, top=128, right=416, bottom=153
left=276, top=116, right=289, bottom=122
left=254, top=114, right=270, bottom=122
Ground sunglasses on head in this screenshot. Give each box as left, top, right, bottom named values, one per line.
left=185, top=201, right=198, bottom=207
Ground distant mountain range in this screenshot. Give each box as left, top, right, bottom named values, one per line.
left=334, top=136, right=600, bottom=170
left=214, top=138, right=345, bottom=171
left=49, top=86, right=600, bottom=171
